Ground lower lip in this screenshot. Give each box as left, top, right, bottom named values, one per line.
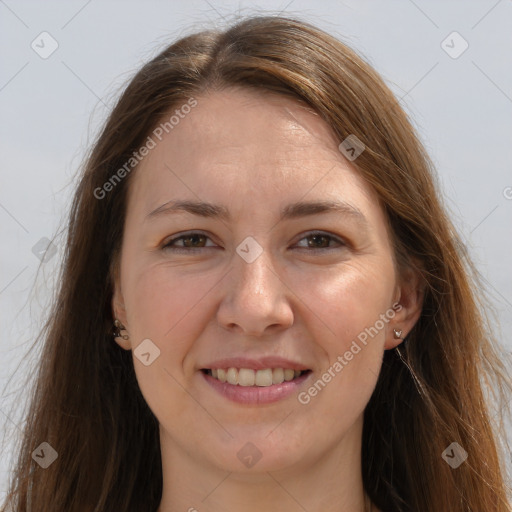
left=201, top=370, right=312, bottom=404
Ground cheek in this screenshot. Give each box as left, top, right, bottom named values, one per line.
left=291, top=264, right=392, bottom=427
left=125, top=253, right=395, bottom=362
left=287, top=258, right=395, bottom=350
left=124, top=264, right=219, bottom=425
left=125, top=262, right=214, bottom=349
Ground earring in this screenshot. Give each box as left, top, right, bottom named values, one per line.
left=393, top=328, right=403, bottom=340
left=113, top=319, right=129, bottom=340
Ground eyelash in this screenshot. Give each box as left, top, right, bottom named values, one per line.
left=161, top=231, right=346, bottom=253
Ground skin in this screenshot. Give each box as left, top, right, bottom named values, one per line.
left=112, top=87, right=423, bottom=512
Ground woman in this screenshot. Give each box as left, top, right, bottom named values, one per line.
left=2, top=14, right=511, bottom=512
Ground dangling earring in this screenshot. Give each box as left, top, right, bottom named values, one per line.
left=113, top=319, right=129, bottom=340
left=393, top=328, right=403, bottom=340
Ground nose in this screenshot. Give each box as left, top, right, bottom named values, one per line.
left=216, top=247, right=294, bottom=337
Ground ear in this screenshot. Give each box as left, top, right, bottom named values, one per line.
left=111, top=263, right=132, bottom=351
left=385, top=263, right=425, bottom=350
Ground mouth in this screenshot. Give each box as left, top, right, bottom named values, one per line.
left=201, top=367, right=312, bottom=387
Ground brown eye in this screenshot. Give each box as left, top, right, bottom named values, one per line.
left=162, top=232, right=217, bottom=251
left=306, top=234, right=331, bottom=248
left=295, top=232, right=345, bottom=251
left=176, top=234, right=206, bottom=247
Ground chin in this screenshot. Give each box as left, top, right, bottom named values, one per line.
left=201, top=434, right=312, bottom=475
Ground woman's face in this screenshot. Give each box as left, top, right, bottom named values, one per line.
left=113, top=87, right=419, bottom=475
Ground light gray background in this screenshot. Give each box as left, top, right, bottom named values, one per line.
left=1, top=0, right=511, bottom=499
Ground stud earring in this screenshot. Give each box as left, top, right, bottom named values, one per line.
left=113, top=319, right=129, bottom=340
left=393, top=328, right=403, bottom=340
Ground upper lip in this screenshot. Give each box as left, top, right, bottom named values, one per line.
left=201, top=356, right=311, bottom=371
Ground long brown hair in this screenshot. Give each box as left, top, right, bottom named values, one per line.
left=2, top=14, right=511, bottom=512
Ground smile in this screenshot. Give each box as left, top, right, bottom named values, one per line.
left=200, top=368, right=313, bottom=404
left=202, top=367, right=309, bottom=387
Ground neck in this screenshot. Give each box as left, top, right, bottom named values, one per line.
left=157, top=415, right=374, bottom=512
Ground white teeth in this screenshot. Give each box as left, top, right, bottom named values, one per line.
left=272, top=368, right=284, bottom=384
left=284, top=369, right=295, bottom=381
left=255, top=368, right=273, bottom=386
left=226, top=367, right=238, bottom=385
left=238, top=368, right=255, bottom=387
left=207, top=367, right=306, bottom=387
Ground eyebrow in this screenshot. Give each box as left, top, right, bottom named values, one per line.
left=146, top=199, right=368, bottom=226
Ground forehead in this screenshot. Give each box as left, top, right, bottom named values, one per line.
left=177, top=88, right=340, bottom=158
left=127, top=87, right=378, bottom=220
